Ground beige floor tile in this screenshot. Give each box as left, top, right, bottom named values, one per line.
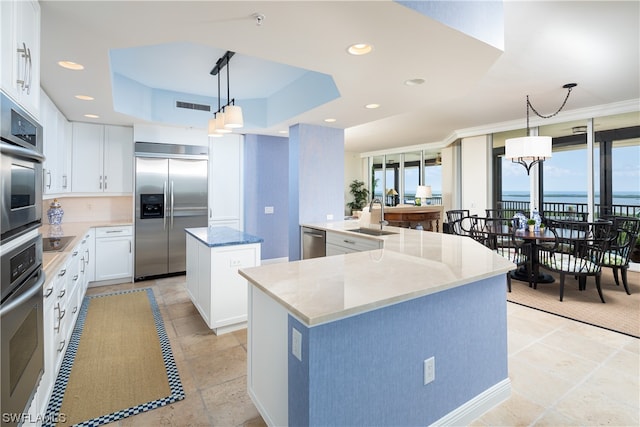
left=172, top=313, right=211, bottom=337
left=540, top=327, right=620, bottom=363
left=581, top=363, right=640, bottom=410
left=187, top=345, right=247, bottom=391
left=514, top=341, right=599, bottom=383
left=200, top=376, right=260, bottom=427
left=166, top=299, right=200, bottom=321
left=553, top=384, right=640, bottom=426
left=178, top=330, right=240, bottom=360
left=508, top=358, right=575, bottom=407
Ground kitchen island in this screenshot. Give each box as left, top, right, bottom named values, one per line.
left=185, top=226, right=263, bottom=335
left=239, top=221, right=515, bottom=426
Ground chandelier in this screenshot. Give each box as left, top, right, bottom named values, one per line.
left=208, top=51, right=243, bottom=137
left=505, top=83, right=577, bottom=174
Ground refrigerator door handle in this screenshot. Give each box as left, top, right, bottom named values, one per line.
left=170, top=180, right=175, bottom=229
left=163, top=180, right=168, bottom=230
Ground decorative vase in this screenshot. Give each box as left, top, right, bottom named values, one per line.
left=528, top=224, right=535, bottom=233
left=47, top=199, right=64, bottom=225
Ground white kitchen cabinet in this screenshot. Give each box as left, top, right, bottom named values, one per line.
left=0, top=0, right=40, bottom=118
left=325, top=230, right=382, bottom=256
left=71, top=123, right=133, bottom=194
left=94, top=226, right=133, bottom=282
left=185, top=230, right=261, bottom=335
left=209, top=134, right=243, bottom=229
left=41, top=90, right=71, bottom=195
left=79, top=229, right=95, bottom=287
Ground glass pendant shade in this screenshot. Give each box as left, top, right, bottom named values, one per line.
left=214, top=111, right=231, bottom=133
left=223, top=105, right=244, bottom=128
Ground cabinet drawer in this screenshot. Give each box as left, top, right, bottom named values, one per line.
left=326, top=231, right=382, bottom=252
left=95, top=225, right=132, bottom=238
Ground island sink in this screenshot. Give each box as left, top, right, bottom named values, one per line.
left=346, top=227, right=398, bottom=236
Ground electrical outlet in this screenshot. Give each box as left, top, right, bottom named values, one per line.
left=326, top=214, right=334, bottom=220
left=265, top=206, right=274, bottom=214
left=424, top=357, right=435, bottom=385
left=292, top=328, right=302, bottom=361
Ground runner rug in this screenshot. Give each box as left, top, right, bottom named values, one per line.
left=507, top=268, right=639, bottom=338
left=44, top=288, right=184, bottom=426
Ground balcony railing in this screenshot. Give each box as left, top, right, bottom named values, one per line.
left=498, top=200, right=640, bottom=218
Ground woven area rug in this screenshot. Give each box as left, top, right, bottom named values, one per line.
left=44, top=288, right=184, bottom=426
left=507, top=268, right=640, bottom=338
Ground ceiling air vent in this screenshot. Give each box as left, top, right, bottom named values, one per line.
left=176, top=101, right=211, bottom=112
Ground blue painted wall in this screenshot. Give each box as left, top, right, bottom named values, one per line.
left=397, top=1, right=504, bottom=50
left=288, top=276, right=508, bottom=426
left=288, top=124, right=345, bottom=261
left=243, top=134, right=290, bottom=260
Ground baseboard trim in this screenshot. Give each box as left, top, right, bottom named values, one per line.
left=429, top=378, right=511, bottom=426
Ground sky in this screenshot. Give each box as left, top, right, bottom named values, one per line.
left=502, top=144, right=640, bottom=194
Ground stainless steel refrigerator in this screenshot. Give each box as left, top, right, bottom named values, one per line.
left=134, top=142, right=208, bottom=280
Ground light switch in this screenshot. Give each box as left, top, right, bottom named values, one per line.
left=265, top=206, right=274, bottom=214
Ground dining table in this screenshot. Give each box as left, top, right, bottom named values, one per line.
left=511, top=227, right=557, bottom=285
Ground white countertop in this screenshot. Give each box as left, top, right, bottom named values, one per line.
left=239, top=220, right=515, bottom=326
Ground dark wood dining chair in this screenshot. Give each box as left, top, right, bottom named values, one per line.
left=537, top=220, right=613, bottom=302
left=446, top=210, right=470, bottom=236
left=600, top=216, right=640, bottom=295
left=463, top=217, right=530, bottom=291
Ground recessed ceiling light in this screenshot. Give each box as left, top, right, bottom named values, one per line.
left=84, top=114, right=99, bottom=119
left=75, top=95, right=94, bottom=101
left=58, top=61, right=85, bottom=70
left=278, top=130, right=288, bottom=134
left=347, top=43, right=373, bottom=56
left=365, top=103, right=380, bottom=109
left=405, top=78, right=425, bottom=86
left=324, top=118, right=337, bottom=123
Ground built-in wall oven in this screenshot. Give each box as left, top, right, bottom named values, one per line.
left=1, top=92, right=44, bottom=244
left=1, top=232, right=45, bottom=425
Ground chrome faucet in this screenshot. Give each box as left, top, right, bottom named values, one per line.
left=369, top=198, right=389, bottom=230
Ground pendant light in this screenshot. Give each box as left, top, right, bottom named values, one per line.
left=505, top=83, right=576, bottom=174
left=209, top=51, right=243, bottom=134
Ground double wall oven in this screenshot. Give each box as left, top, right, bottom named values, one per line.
left=1, top=92, right=45, bottom=425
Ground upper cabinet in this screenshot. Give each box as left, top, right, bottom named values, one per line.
left=1, top=0, right=41, bottom=119
left=41, top=89, right=71, bottom=195
left=71, top=123, right=134, bottom=194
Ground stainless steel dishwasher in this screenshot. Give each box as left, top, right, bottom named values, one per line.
left=301, top=227, right=326, bottom=259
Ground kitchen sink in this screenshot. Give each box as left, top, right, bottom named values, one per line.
left=42, top=236, right=75, bottom=252
left=346, top=228, right=398, bottom=236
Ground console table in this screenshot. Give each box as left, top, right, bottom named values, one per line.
left=384, top=206, right=443, bottom=232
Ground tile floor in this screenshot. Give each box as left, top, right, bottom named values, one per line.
left=87, top=273, right=639, bottom=427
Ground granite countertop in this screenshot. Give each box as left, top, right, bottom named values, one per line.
left=239, top=220, right=515, bottom=327
left=186, top=226, right=264, bottom=247
left=39, top=220, right=132, bottom=279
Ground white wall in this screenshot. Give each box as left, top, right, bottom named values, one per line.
left=461, top=135, right=492, bottom=217
left=344, top=151, right=366, bottom=216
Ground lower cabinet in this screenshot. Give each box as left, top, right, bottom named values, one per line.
left=186, top=234, right=261, bottom=335
left=325, top=231, right=383, bottom=256
left=94, top=226, right=132, bottom=282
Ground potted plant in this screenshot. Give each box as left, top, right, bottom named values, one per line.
left=347, top=179, right=369, bottom=217
left=527, top=219, right=536, bottom=232
left=539, top=223, right=546, bottom=232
